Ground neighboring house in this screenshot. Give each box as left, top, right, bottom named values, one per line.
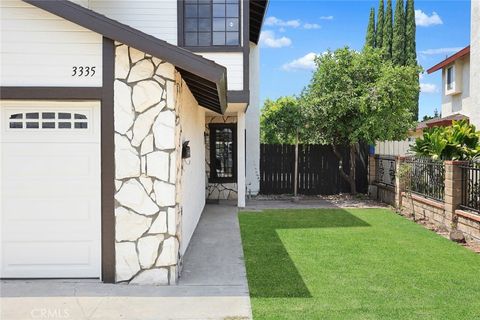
left=0, top=0, right=268, bottom=285
left=427, top=0, right=480, bottom=128
left=377, top=1, right=479, bottom=157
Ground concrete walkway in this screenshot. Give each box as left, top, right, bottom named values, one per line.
left=0, top=204, right=252, bottom=320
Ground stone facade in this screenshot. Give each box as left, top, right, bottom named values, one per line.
left=205, top=115, right=238, bottom=200
left=113, top=43, right=181, bottom=284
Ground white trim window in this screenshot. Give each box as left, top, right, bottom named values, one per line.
left=446, top=66, right=454, bottom=91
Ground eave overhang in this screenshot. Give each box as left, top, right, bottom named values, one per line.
left=427, top=46, right=470, bottom=74
left=23, top=0, right=227, bottom=114
left=250, top=0, right=269, bottom=44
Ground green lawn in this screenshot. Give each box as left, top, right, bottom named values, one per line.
left=239, top=208, right=480, bottom=320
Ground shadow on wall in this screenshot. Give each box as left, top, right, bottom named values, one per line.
left=239, top=209, right=370, bottom=298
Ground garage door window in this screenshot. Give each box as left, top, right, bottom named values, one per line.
left=8, top=112, right=88, bottom=130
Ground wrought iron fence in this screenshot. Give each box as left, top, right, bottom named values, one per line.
left=405, top=157, right=445, bottom=202
left=460, top=161, right=480, bottom=213
left=375, top=155, right=396, bottom=187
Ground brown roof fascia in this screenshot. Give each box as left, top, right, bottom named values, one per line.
left=23, top=0, right=227, bottom=114
left=427, top=46, right=470, bottom=74
left=250, top=0, right=269, bottom=44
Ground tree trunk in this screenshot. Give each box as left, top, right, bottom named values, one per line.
left=332, top=143, right=357, bottom=195
left=294, top=130, right=299, bottom=197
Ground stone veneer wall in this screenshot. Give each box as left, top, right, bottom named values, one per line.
left=205, top=115, right=238, bottom=200
left=113, top=43, right=181, bottom=285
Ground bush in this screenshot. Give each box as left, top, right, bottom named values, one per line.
left=411, top=120, right=480, bottom=160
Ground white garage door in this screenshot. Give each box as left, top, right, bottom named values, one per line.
left=0, top=101, right=101, bottom=279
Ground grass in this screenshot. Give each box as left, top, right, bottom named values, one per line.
left=239, top=208, right=480, bottom=320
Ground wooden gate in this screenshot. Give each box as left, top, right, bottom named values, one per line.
left=259, top=144, right=369, bottom=195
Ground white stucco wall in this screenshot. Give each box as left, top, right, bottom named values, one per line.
left=246, top=44, right=260, bottom=196
left=441, top=56, right=472, bottom=117
left=470, top=0, right=480, bottom=128
left=178, top=79, right=206, bottom=255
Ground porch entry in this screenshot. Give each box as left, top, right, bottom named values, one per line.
left=259, top=144, right=369, bottom=195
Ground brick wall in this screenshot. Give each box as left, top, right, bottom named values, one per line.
left=369, top=156, right=480, bottom=242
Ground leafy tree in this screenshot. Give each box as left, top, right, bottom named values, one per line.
left=383, top=0, right=394, bottom=60
left=411, top=120, right=480, bottom=160
left=365, top=8, right=376, bottom=48
left=260, top=96, right=306, bottom=196
left=260, top=96, right=304, bottom=144
left=302, top=47, right=419, bottom=194
left=421, top=108, right=440, bottom=122
left=376, top=0, right=385, bottom=48
left=393, top=0, right=406, bottom=66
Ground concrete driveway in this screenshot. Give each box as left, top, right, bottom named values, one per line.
left=0, top=204, right=252, bottom=320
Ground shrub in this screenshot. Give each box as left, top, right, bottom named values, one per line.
left=411, top=120, right=480, bottom=160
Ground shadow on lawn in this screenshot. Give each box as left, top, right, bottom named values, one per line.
left=240, top=209, right=370, bottom=298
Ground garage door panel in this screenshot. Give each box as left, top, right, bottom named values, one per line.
left=2, top=242, right=98, bottom=278
left=4, top=198, right=92, bottom=221
left=1, top=101, right=101, bottom=279
left=3, top=146, right=98, bottom=179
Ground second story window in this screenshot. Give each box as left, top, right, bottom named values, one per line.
left=183, top=0, right=240, bottom=47
left=446, top=66, right=454, bottom=90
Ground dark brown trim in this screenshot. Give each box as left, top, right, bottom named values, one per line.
left=0, top=42, right=116, bottom=283
left=187, top=47, right=244, bottom=53
left=228, top=90, right=250, bottom=104
left=209, top=123, right=237, bottom=183
left=101, top=37, right=116, bottom=284
left=427, top=45, right=470, bottom=74
left=23, top=0, right=227, bottom=114
left=0, top=87, right=102, bottom=100
left=177, top=0, right=184, bottom=47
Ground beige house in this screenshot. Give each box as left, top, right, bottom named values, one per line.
left=427, top=0, right=480, bottom=128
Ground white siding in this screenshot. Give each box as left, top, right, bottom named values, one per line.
left=198, top=52, right=244, bottom=91
left=89, top=0, right=177, bottom=45
left=0, top=0, right=103, bottom=87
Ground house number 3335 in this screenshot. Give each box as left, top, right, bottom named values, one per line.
left=72, top=66, right=96, bottom=77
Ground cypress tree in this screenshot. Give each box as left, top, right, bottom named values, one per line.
left=365, top=8, right=376, bottom=48
left=405, top=0, right=417, bottom=66
left=392, top=0, right=406, bottom=66
left=376, top=0, right=385, bottom=49
left=405, top=0, right=419, bottom=120
left=383, top=0, right=393, bottom=60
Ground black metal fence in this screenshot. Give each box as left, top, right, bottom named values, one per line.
left=259, top=144, right=369, bottom=195
left=460, top=162, right=480, bottom=213
left=405, top=157, right=445, bottom=202
left=374, top=155, right=396, bottom=187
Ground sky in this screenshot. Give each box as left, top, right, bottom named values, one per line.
left=259, top=0, right=472, bottom=120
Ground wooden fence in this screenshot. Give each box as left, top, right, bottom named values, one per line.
left=260, top=144, right=369, bottom=195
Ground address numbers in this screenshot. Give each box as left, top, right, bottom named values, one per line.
left=72, top=66, right=96, bottom=77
